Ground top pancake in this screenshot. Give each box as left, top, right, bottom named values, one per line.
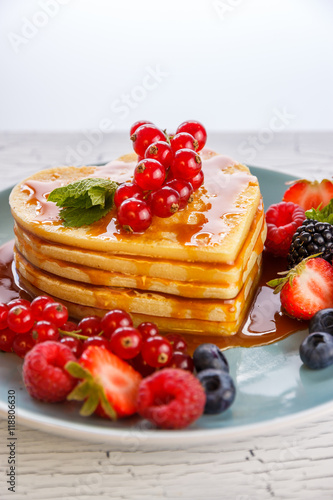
left=9, top=151, right=261, bottom=263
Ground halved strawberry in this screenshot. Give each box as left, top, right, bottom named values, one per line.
left=268, top=256, right=333, bottom=320
left=65, top=346, right=142, bottom=419
left=283, top=179, right=333, bottom=211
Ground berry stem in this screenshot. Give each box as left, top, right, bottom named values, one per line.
left=58, top=329, right=89, bottom=341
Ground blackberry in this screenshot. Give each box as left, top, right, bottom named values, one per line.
left=288, top=219, right=333, bottom=269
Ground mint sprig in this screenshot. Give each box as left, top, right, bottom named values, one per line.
left=305, top=199, right=333, bottom=225
left=48, top=178, right=118, bottom=227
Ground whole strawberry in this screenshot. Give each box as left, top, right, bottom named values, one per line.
left=268, top=256, right=333, bottom=320
left=23, top=341, right=77, bottom=402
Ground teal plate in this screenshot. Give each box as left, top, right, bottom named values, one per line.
left=0, top=167, right=332, bottom=447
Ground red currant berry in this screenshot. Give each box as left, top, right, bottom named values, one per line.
left=7, top=305, right=35, bottom=334
left=60, top=336, right=83, bottom=358
left=61, top=321, right=79, bottom=333
left=171, top=149, right=202, bottom=181
left=165, top=179, right=194, bottom=210
left=82, top=336, right=110, bottom=353
left=7, top=298, right=31, bottom=310
left=137, top=322, right=159, bottom=341
left=129, top=352, right=156, bottom=377
left=134, top=159, right=165, bottom=191
left=42, top=302, right=68, bottom=328
left=189, top=169, right=204, bottom=191
left=176, top=120, right=207, bottom=151
left=0, top=303, right=9, bottom=330
left=167, top=351, right=194, bottom=372
left=30, top=295, right=54, bottom=321
left=114, top=182, right=144, bottom=208
left=150, top=186, right=180, bottom=218
left=165, top=333, right=188, bottom=353
left=118, top=199, right=152, bottom=233
left=78, top=316, right=102, bottom=337
left=144, top=141, right=173, bottom=170
left=170, top=132, right=198, bottom=153
left=130, top=120, right=154, bottom=137
left=130, top=124, right=166, bottom=157
left=12, top=332, right=35, bottom=358
left=101, top=309, right=133, bottom=340
left=32, top=321, right=59, bottom=343
left=141, top=336, right=173, bottom=368
left=110, top=326, right=142, bottom=360
left=0, top=328, right=16, bottom=352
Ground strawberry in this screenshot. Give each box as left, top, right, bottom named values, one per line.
left=268, top=256, right=333, bottom=320
left=283, top=179, right=333, bottom=211
left=65, top=346, right=142, bottom=419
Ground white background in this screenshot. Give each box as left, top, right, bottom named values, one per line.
left=1, top=0, right=333, bottom=132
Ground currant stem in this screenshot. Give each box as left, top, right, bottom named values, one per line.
left=58, top=329, right=105, bottom=341
left=58, top=329, right=89, bottom=341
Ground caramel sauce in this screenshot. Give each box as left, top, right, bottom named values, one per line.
left=21, top=179, right=63, bottom=224
left=0, top=241, right=307, bottom=351
left=21, top=153, right=259, bottom=250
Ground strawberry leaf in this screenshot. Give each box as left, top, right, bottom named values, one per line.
left=67, top=380, right=92, bottom=402
left=80, top=391, right=100, bottom=417
left=99, top=388, right=117, bottom=421
left=65, top=361, right=93, bottom=380
left=267, top=277, right=288, bottom=294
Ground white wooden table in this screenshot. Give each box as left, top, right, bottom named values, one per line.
left=0, top=132, right=333, bottom=500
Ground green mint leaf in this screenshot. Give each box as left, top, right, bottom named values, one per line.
left=48, top=177, right=118, bottom=227
left=60, top=203, right=112, bottom=227
left=48, top=178, right=115, bottom=206
left=305, top=199, right=333, bottom=224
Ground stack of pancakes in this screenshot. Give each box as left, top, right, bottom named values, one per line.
left=9, top=150, right=266, bottom=336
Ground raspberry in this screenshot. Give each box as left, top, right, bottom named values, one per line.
left=265, top=201, right=305, bottom=257
left=23, top=341, right=77, bottom=402
left=137, top=368, right=206, bottom=429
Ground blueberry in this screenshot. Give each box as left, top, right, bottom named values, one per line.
left=300, top=332, right=333, bottom=369
left=309, top=309, right=333, bottom=336
left=197, top=369, right=236, bottom=414
left=193, top=343, right=229, bottom=373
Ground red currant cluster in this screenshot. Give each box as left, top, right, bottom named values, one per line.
left=115, top=120, right=207, bottom=232
left=0, top=296, right=193, bottom=376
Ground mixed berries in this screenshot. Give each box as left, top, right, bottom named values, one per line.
left=265, top=178, right=333, bottom=371
left=114, top=119, right=207, bottom=233
left=0, top=293, right=236, bottom=428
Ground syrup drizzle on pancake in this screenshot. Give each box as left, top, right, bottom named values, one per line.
left=18, top=153, right=258, bottom=248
